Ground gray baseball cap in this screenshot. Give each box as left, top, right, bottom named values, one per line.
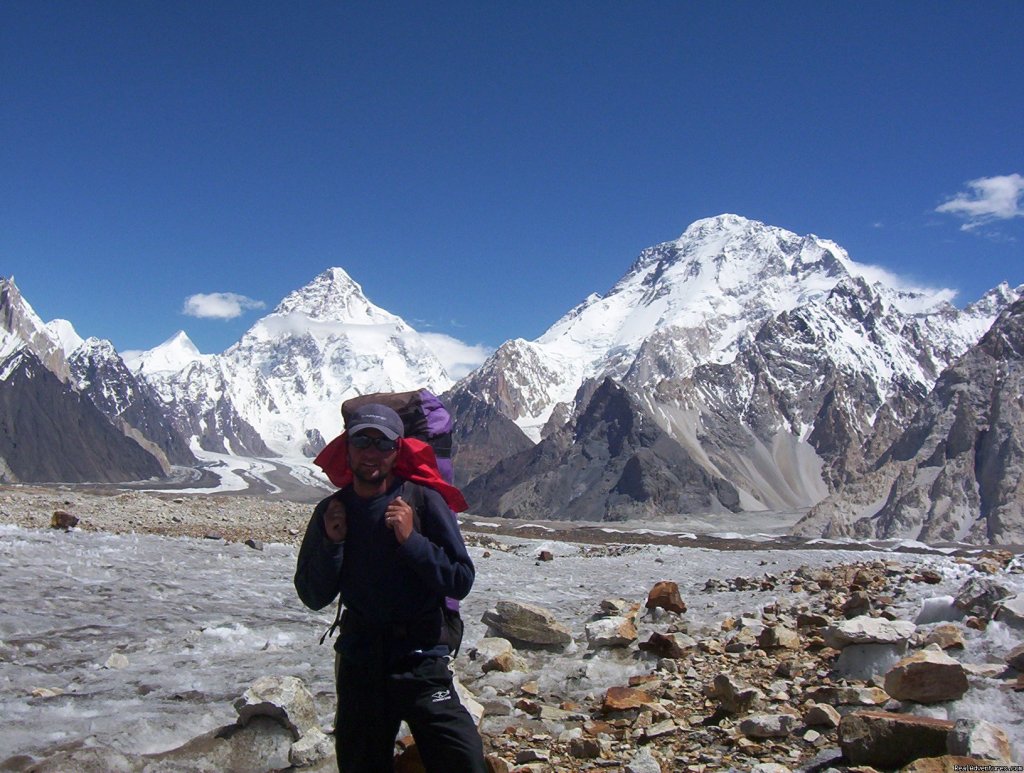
left=344, top=403, right=404, bottom=440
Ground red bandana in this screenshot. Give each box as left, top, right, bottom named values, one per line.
left=313, top=433, right=469, bottom=513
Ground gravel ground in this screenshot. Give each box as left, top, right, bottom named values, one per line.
left=0, top=485, right=315, bottom=545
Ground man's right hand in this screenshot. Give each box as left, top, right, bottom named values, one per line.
left=323, top=498, right=347, bottom=543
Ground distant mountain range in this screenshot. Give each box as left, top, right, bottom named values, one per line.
left=3, top=215, right=1021, bottom=543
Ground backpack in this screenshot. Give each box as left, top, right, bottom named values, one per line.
left=339, top=389, right=465, bottom=657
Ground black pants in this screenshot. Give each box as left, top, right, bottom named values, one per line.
left=334, top=651, right=486, bottom=772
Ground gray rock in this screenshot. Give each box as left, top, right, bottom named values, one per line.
left=994, top=592, right=1024, bottom=630
left=947, top=717, right=1013, bottom=763
left=289, top=726, right=334, bottom=767
left=954, top=576, right=1014, bottom=618
left=824, top=616, right=915, bottom=648
left=705, top=673, right=765, bottom=714
left=624, top=745, right=662, bottom=773
left=585, top=616, right=638, bottom=648
left=233, top=675, right=318, bottom=740
left=481, top=600, right=572, bottom=648
left=739, top=712, right=800, bottom=738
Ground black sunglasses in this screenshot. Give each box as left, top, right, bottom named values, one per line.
left=349, top=435, right=399, bottom=452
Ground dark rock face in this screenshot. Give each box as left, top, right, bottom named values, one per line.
left=443, top=388, right=534, bottom=488
left=0, top=350, right=166, bottom=483
left=795, top=299, right=1024, bottom=544
left=464, top=379, right=740, bottom=520
left=69, top=340, right=196, bottom=466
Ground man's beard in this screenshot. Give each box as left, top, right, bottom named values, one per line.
left=353, top=466, right=383, bottom=484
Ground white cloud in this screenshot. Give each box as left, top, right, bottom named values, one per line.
left=182, top=293, right=266, bottom=320
left=852, top=261, right=957, bottom=310
left=936, top=174, right=1024, bottom=231
left=419, top=332, right=492, bottom=379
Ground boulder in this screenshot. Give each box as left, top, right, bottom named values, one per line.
left=705, top=673, right=765, bottom=715
left=757, top=625, right=800, bottom=650
left=1006, top=642, right=1024, bottom=672
left=920, top=623, right=965, bottom=650
left=738, top=712, right=800, bottom=738
left=469, top=637, right=526, bottom=673
left=841, top=590, right=872, bottom=618
left=993, top=592, right=1024, bottom=630
left=883, top=646, right=969, bottom=703
left=50, top=509, right=79, bottom=530
left=946, top=717, right=1012, bottom=763
left=645, top=581, right=686, bottom=614
left=289, top=726, right=333, bottom=767
left=953, top=577, right=1013, bottom=619
left=838, top=710, right=953, bottom=768
left=824, top=616, right=915, bottom=648
left=585, top=616, right=637, bottom=648
left=803, top=703, right=841, bottom=728
left=624, top=746, right=662, bottom=773
left=481, top=601, right=572, bottom=648
left=233, top=675, right=318, bottom=740
left=638, top=631, right=697, bottom=659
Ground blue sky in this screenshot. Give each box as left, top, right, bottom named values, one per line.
left=2, top=2, right=1022, bottom=368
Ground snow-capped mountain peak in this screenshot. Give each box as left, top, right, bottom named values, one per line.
left=270, top=267, right=401, bottom=326
left=123, top=331, right=207, bottom=375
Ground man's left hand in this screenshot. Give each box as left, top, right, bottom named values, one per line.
left=385, top=497, right=414, bottom=544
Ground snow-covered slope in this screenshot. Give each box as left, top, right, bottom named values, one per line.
left=133, top=268, right=454, bottom=458
left=0, top=277, right=71, bottom=380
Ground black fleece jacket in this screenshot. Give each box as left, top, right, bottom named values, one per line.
left=294, top=478, right=474, bottom=659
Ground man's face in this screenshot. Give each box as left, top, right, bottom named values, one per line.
left=348, top=429, right=399, bottom=484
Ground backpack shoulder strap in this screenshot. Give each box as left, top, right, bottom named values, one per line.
left=402, top=481, right=426, bottom=532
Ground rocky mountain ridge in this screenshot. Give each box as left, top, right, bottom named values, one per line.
left=452, top=216, right=1020, bottom=528
left=794, top=297, right=1024, bottom=544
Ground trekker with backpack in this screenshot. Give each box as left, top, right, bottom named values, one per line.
left=294, top=402, right=485, bottom=772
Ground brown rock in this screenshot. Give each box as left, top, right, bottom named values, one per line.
left=803, top=703, right=841, bottom=728
left=646, top=581, right=686, bottom=614
left=839, top=710, right=953, bottom=768
left=484, top=754, right=511, bottom=773
left=638, top=631, right=697, bottom=659
left=50, top=510, right=79, bottom=530
left=537, top=550, right=554, bottom=562
left=883, top=647, right=969, bottom=703
left=921, top=624, right=965, bottom=650
left=1006, top=642, right=1024, bottom=672
left=568, top=737, right=601, bottom=759
left=602, top=686, right=652, bottom=712
left=757, top=625, right=800, bottom=650
left=842, top=590, right=873, bottom=618
left=797, top=612, right=830, bottom=629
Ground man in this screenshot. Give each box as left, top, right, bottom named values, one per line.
left=294, top=403, right=485, bottom=772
